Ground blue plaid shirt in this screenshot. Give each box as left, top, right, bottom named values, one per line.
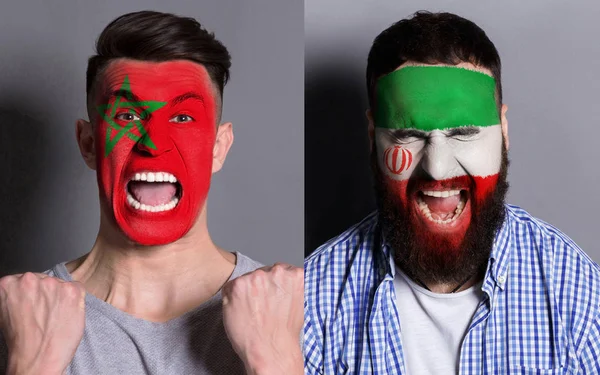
left=304, top=205, right=600, bottom=374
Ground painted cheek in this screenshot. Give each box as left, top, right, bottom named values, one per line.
left=383, top=145, right=413, bottom=176
left=171, top=123, right=216, bottom=204
left=454, top=133, right=503, bottom=180
left=375, top=142, right=413, bottom=208
left=458, top=149, right=501, bottom=206
left=375, top=128, right=426, bottom=182
left=96, top=118, right=129, bottom=204
left=471, top=174, right=499, bottom=207
left=454, top=131, right=503, bottom=206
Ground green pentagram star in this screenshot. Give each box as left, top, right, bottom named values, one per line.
left=96, top=76, right=167, bottom=157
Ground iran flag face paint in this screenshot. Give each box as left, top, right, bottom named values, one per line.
left=374, top=65, right=505, bottom=280
left=92, top=60, right=217, bottom=245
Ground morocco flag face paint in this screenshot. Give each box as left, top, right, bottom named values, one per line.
left=93, top=60, right=217, bottom=245
left=374, top=66, right=503, bottom=250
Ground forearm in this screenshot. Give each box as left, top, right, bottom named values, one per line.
left=7, top=351, right=63, bottom=375
left=243, top=342, right=303, bottom=375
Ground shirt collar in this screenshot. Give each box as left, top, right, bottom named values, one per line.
left=376, top=205, right=514, bottom=291
left=487, top=205, right=513, bottom=291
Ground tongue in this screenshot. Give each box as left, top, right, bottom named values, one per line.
left=129, top=182, right=176, bottom=206
left=422, top=194, right=461, bottom=214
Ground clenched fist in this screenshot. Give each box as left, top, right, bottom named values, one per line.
left=222, top=263, right=304, bottom=375
left=0, top=272, right=86, bottom=375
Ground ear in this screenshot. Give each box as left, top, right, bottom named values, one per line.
left=76, top=119, right=96, bottom=170
left=366, top=108, right=375, bottom=153
left=212, top=122, right=234, bottom=174
left=501, top=104, right=509, bottom=150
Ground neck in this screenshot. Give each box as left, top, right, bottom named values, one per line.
left=415, top=273, right=482, bottom=294
left=67, top=206, right=236, bottom=322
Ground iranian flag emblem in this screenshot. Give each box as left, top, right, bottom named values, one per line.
left=384, top=145, right=413, bottom=175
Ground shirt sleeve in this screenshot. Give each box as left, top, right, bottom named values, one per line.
left=579, top=311, right=600, bottom=374
left=303, top=309, right=323, bottom=375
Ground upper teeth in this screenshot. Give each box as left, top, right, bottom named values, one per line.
left=422, top=190, right=461, bottom=198
left=131, top=172, right=177, bottom=183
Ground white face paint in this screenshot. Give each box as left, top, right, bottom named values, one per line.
left=375, top=125, right=503, bottom=182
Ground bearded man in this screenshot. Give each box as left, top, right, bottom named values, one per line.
left=303, top=11, right=600, bottom=374
left=0, top=11, right=303, bottom=375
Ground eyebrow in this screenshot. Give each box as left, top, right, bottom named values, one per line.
left=390, top=126, right=481, bottom=139
left=107, top=90, right=204, bottom=106
left=391, top=128, right=429, bottom=139
left=445, top=126, right=481, bottom=137
left=107, top=89, right=141, bottom=103
left=170, top=92, right=204, bottom=106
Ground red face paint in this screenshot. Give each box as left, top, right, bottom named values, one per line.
left=384, top=145, right=413, bottom=175
left=93, top=60, right=217, bottom=245
left=383, top=174, right=499, bottom=255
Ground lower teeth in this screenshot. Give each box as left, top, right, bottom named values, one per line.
left=126, top=193, right=179, bottom=212
left=418, top=199, right=465, bottom=224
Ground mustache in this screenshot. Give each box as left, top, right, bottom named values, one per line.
left=371, top=143, right=510, bottom=285
left=408, top=175, right=472, bottom=193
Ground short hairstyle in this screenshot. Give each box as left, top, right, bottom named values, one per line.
left=86, top=10, right=231, bottom=117
left=366, top=11, right=502, bottom=111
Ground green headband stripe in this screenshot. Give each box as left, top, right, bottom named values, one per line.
left=375, top=66, right=500, bottom=131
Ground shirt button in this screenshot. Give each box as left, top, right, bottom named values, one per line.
left=498, top=275, right=506, bottom=284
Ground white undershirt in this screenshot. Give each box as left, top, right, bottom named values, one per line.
left=393, top=266, right=484, bottom=375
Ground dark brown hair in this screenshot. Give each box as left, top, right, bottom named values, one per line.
left=366, top=11, right=502, bottom=110
left=86, top=10, right=231, bottom=103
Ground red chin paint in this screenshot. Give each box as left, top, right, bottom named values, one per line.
left=384, top=174, right=499, bottom=256
left=94, top=60, right=217, bottom=245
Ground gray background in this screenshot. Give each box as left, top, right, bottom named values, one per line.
left=305, top=0, right=600, bottom=261
left=0, top=0, right=304, bottom=276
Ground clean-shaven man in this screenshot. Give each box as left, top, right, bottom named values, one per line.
left=0, top=11, right=303, bottom=375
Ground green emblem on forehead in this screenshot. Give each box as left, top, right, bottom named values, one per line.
left=375, top=66, right=500, bottom=131
left=97, top=76, right=167, bottom=157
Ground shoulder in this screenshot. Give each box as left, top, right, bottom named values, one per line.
left=303, top=212, right=381, bottom=368
left=505, top=204, right=600, bottom=344
left=43, top=267, right=61, bottom=278
left=304, top=212, right=382, bottom=312
left=505, top=204, right=600, bottom=281
left=232, top=252, right=264, bottom=276
left=305, top=212, right=380, bottom=279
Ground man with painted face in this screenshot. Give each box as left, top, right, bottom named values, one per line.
left=0, top=11, right=303, bottom=375
left=304, top=11, right=600, bottom=374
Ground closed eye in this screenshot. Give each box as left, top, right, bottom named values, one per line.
left=394, top=136, right=422, bottom=144
left=446, top=126, right=480, bottom=141
left=169, top=114, right=195, bottom=123
left=391, top=129, right=428, bottom=143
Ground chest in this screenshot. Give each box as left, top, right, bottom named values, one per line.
left=67, top=311, right=244, bottom=375
left=323, top=291, right=573, bottom=375
left=394, top=277, right=483, bottom=375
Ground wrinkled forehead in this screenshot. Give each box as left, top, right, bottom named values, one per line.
left=94, top=59, right=217, bottom=105
left=374, top=63, right=499, bottom=131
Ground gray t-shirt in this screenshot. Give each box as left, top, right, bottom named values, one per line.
left=0, top=252, right=262, bottom=375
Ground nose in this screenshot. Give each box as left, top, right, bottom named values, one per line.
left=135, top=121, right=173, bottom=156
left=420, top=134, right=459, bottom=180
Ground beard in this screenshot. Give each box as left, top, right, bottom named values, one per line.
left=374, top=144, right=509, bottom=285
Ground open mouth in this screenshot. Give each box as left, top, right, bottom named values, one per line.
left=126, top=172, right=182, bottom=213
left=416, top=189, right=468, bottom=225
